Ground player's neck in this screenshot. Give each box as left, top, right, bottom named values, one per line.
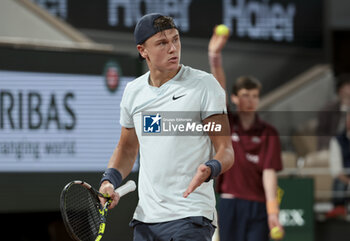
left=238, top=111, right=256, bottom=130
left=149, top=66, right=181, bottom=87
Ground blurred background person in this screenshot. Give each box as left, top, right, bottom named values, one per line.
left=317, top=73, right=350, bottom=150
left=327, top=112, right=350, bottom=218
left=208, top=27, right=284, bottom=241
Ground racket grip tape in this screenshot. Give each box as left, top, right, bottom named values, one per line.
left=115, top=180, right=136, bottom=197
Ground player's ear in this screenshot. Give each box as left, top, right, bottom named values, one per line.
left=231, top=94, right=238, bottom=105
left=137, top=44, right=148, bottom=59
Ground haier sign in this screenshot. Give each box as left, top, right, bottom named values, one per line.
left=32, top=0, right=323, bottom=47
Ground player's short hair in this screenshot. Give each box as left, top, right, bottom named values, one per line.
left=134, top=13, right=177, bottom=61
left=232, top=75, right=262, bottom=95
left=153, top=16, right=177, bottom=36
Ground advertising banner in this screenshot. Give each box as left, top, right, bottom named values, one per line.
left=0, top=70, right=132, bottom=172
left=32, top=0, right=323, bottom=47
left=278, top=177, right=314, bottom=241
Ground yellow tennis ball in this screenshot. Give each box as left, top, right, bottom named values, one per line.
left=215, top=24, right=229, bottom=36
left=270, top=226, right=284, bottom=240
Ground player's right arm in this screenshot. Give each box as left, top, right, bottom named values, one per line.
left=99, top=126, right=139, bottom=209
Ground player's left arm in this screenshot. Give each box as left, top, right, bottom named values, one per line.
left=205, top=113, right=234, bottom=173
left=183, top=113, right=234, bottom=198
left=263, top=169, right=284, bottom=237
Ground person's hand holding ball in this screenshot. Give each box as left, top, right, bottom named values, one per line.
left=270, top=226, right=284, bottom=240
left=215, top=24, right=230, bottom=36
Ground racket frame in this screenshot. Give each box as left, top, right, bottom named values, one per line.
left=60, top=180, right=136, bottom=241
left=60, top=180, right=110, bottom=241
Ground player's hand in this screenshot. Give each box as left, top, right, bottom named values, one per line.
left=208, top=26, right=229, bottom=54
left=183, top=164, right=211, bottom=198
left=268, top=214, right=284, bottom=239
left=99, top=181, right=120, bottom=209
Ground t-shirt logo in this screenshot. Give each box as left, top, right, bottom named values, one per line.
left=143, top=113, right=161, bottom=133
left=251, top=136, right=261, bottom=143
left=246, top=153, right=259, bottom=163
left=231, top=133, right=240, bottom=142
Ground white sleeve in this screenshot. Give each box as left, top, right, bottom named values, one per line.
left=119, top=85, right=134, bottom=128
left=200, top=74, right=227, bottom=120
left=329, top=137, right=343, bottom=177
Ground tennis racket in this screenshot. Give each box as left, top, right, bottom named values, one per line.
left=60, top=180, right=136, bottom=241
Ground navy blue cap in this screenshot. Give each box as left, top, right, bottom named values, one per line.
left=134, top=13, right=176, bottom=45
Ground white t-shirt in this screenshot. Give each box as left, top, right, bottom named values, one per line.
left=329, top=137, right=344, bottom=177
left=120, top=65, right=226, bottom=223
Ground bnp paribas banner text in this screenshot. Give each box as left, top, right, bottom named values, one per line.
left=0, top=70, right=132, bottom=172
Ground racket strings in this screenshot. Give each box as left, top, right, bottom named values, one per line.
left=65, top=184, right=102, bottom=241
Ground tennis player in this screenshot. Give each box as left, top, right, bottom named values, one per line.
left=208, top=28, right=284, bottom=241
left=99, top=13, right=234, bottom=241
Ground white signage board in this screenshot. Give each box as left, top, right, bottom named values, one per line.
left=0, top=70, right=132, bottom=172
